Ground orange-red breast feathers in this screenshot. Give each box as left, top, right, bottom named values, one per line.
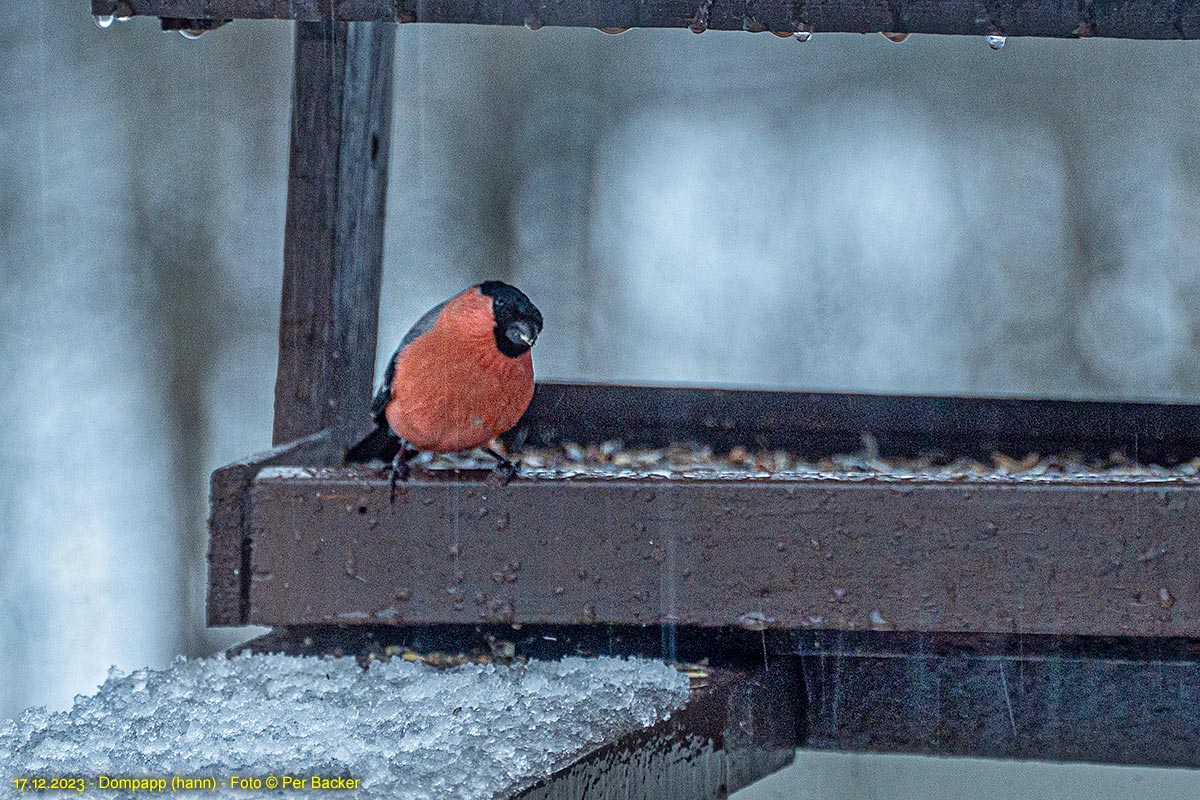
left=382, top=284, right=539, bottom=453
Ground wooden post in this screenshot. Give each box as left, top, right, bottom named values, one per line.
left=272, top=19, right=396, bottom=449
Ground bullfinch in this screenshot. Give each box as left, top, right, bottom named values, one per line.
left=346, top=281, right=543, bottom=488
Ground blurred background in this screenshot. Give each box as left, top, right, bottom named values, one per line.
left=3, top=9, right=1200, bottom=794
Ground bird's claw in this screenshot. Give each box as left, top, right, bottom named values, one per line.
left=388, top=456, right=411, bottom=504
left=489, top=459, right=519, bottom=487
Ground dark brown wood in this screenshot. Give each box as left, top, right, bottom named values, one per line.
left=208, top=382, right=1200, bottom=633
left=207, top=430, right=336, bottom=625
left=272, top=19, right=395, bottom=448
left=244, top=467, right=1200, bottom=638
left=798, top=641, right=1200, bottom=768
left=515, top=381, right=1200, bottom=465
left=92, top=0, right=1200, bottom=38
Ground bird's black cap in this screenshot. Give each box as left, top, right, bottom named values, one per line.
left=480, top=281, right=543, bottom=357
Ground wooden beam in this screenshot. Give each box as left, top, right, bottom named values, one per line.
left=243, top=467, right=1200, bottom=638
left=92, top=0, right=1200, bottom=39
left=207, top=430, right=336, bottom=625
left=210, top=382, right=1200, bottom=632
left=513, top=382, right=1200, bottom=465
left=272, top=20, right=395, bottom=448
left=798, top=641, right=1200, bottom=769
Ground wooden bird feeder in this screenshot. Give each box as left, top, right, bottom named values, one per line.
left=94, top=1, right=1200, bottom=794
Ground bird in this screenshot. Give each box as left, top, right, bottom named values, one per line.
left=346, top=281, right=543, bottom=491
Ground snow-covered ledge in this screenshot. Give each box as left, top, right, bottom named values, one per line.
left=2, top=653, right=794, bottom=799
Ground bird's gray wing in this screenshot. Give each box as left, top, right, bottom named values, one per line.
left=370, top=299, right=449, bottom=422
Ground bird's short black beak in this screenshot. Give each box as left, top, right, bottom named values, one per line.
left=505, top=320, right=537, bottom=348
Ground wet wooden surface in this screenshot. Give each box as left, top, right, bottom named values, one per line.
left=244, top=466, right=1200, bottom=638
left=93, top=0, right=1200, bottom=39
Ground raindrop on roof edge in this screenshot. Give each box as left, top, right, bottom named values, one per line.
left=524, top=15, right=543, bottom=30
left=882, top=31, right=909, bottom=42
left=94, top=14, right=115, bottom=28
left=179, top=28, right=205, bottom=39
left=794, top=30, right=813, bottom=42
left=597, top=27, right=628, bottom=34
left=986, top=34, right=1007, bottom=49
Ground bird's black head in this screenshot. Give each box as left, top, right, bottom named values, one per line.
left=480, top=281, right=543, bottom=358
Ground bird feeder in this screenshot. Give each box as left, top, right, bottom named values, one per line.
left=94, top=1, right=1200, bottom=794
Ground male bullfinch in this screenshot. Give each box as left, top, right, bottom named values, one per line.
left=346, top=281, right=543, bottom=489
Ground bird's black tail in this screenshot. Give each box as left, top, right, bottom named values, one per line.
left=345, top=424, right=404, bottom=463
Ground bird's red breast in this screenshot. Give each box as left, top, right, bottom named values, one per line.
left=384, top=287, right=535, bottom=453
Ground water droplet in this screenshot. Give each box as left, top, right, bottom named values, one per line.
left=94, top=14, right=115, bottom=28
left=794, top=29, right=813, bottom=42
left=689, top=19, right=708, bottom=34
left=597, top=27, right=628, bottom=34
left=986, top=34, right=1007, bottom=50
left=524, top=14, right=543, bottom=30
left=179, top=28, right=205, bottom=39
left=738, top=611, right=775, bottom=631
left=116, top=14, right=132, bottom=22
left=869, top=609, right=896, bottom=630
left=882, top=31, right=909, bottom=43
left=769, top=30, right=792, bottom=38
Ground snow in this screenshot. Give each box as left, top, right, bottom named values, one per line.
left=0, top=654, right=689, bottom=799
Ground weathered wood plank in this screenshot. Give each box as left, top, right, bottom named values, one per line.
left=244, top=468, right=1200, bottom=637
left=207, top=429, right=335, bottom=625
left=513, top=382, right=1200, bottom=465
left=91, top=0, right=1200, bottom=38
left=212, top=383, right=1200, bottom=629
left=272, top=20, right=395, bottom=448
left=799, top=645, right=1200, bottom=768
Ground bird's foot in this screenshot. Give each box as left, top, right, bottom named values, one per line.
left=388, top=455, right=412, bottom=504
left=484, top=446, right=520, bottom=486
left=488, top=458, right=519, bottom=487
